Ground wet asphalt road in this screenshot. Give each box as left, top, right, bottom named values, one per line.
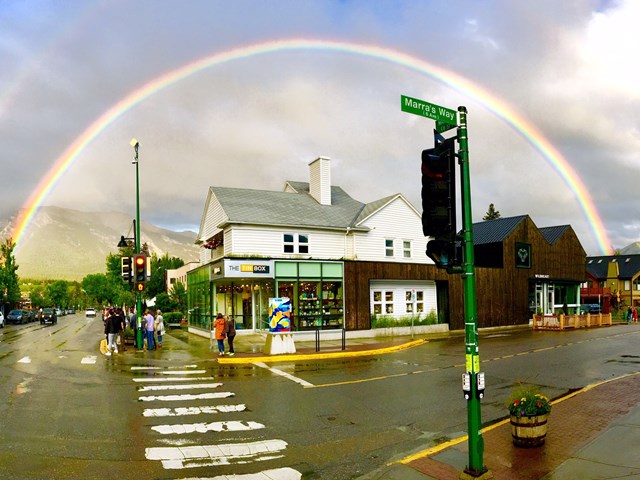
left=1, top=315, right=639, bottom=479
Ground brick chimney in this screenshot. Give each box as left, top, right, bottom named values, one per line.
left=309, top=156, right=331, bottom=205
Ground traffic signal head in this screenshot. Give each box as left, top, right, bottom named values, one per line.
left=427, top=238, right=462, bottom=270
left=133, top=254, right=147, bottom=291
left=421, top=135, right=457, bottom=238
left=121, top=256, right=132, bottom=282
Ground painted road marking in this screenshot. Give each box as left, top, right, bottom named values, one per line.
left=162, top=370, right=207, bottom=375
left=138, top=383, right=222, bottom=392
left=255, top=362, right=314, bottom=387
left=151, top=420, right=264, bottom=435
left=143, top=404, right=247, bottom=417
left=139, top=392, right=235, bottom=402
left=145, top=439, right=288, bottom=469
left=132, top=365, right=199, bottom=370
left=81, top=355, right=97, bottom=364
left=17, top=356, right=31, bottom=363
left=133, top=377, right=216, bottom=383
left=172, top=466, right=302, bottom=479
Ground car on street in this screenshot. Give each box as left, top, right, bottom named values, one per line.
left=580, top=304, right=602, bottom=314
left=7, top=309, right=29, bottom=325
left=85, top=308, right=97, bottom=318
left=39, top=308, right=58, bottom=325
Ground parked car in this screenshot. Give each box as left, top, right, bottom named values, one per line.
left=40, top=308, right=58, bottom=325
left=580, top=304, right=602, bottom=314
left=85, top=308, right=97, bottom=318
left=7, top=309, right=28, bottom=325
left=0, top=311, right=4, bottom=328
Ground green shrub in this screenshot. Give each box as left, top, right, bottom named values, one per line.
left=371, top=310, right=439, bottom=328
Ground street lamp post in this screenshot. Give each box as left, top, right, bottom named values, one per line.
left=130, top=138, right=143, bottom=351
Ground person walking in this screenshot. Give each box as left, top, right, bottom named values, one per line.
left=155, top=310, right=165, bottom=348
left=214, top=313, right=226, bottom=356
left=145, top=309, right=156, bottom=350
left=104, top=309, right=118, bottom=355
left=225, top=315, right=236, bottom=356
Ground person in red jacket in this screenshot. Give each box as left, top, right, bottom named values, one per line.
left=214, top=313, right=226, bottom=356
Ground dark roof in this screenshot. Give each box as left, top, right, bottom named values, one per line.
left=472, top=215, right=528, bottom=245
left=587, top=255, right=640, bottom=279
left=539, top=225, right=571, bottom=245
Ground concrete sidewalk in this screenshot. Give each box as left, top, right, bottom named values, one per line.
left=205, top=329, right=640, bottom=479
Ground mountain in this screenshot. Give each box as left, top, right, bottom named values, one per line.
left=620, top=243, right=640, bottom=255
left=2, top=206, right=200, bottom=281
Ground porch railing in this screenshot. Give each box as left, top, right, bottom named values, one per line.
left=533, top=313, right=613, bottom=330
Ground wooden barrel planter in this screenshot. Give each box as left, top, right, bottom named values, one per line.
left=510, top=414, right=549, bottom=447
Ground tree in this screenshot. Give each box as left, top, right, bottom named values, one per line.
left=146, top=253, right=185, bottom=298
left=483, top=203, right=501, bottom=220
left=47, top=280, right=70, bottom=308
left=169, top=281, right=187, bottom=314
left=0, top=238, right=20, bottom=310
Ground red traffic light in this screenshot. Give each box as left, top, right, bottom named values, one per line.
left=135, top=256, right=145, bottom=266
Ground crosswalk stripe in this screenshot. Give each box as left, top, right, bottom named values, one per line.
left=139, top=392, right=234, bottom=402
left=151, top=420, right=264, bottom=435
left=138, top=383, right=222, bottom=392
left=81, top=355, right=97, bottom=364
left=133, top=377, right=215, bottom=383
left=143, top=404, right=247, bottom=417
left=173, top=466, right=302, bottom=479
left=145, top=439, right=288, bottom=469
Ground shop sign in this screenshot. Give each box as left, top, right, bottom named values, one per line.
left=224, top=259, right=274, bottom=278
left=268, top=297, right=291, bottom=332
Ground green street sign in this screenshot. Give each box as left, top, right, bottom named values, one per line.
left=401, top=94, right=457, bottom=127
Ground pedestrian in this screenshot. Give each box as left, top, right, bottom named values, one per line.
left=113, top=307, right=124, bottom=348
left=145, top=309, right=156, bottom=350
left=104, top=309, right=118, bottom=355
left=225, top=315, right=236, bottom=356
left=129, top=308, right=139, bottom=348
left=155, top=310, right=165, bottom=348
left=214, top=312, right=226, bottom=356
left=633, top=306, right=638, bottom=323
left=628, top=306, right=633, bottom=324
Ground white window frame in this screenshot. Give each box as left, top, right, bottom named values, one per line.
left=283, top=233, right=309, bottom=254
left=403, top=240, right=411, bottom=258
left=385, top=239, right=394, bottom=257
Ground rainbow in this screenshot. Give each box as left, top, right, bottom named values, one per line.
left=12, top=38, right=612, bottom=254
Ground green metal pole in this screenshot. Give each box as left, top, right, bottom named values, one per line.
left=458, top=106, right=486, bottom=476
left=134, top=141, right=143, bottom=350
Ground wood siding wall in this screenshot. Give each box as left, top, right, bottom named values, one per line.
left=344, top=219, right=586, bottom=331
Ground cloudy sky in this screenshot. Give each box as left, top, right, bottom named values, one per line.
left=1, top=0, right=638, bottom=256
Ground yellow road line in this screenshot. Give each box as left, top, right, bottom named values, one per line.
left=217, top=339, right=427, bottom=364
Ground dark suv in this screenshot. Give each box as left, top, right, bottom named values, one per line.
left=40, top=308, right=58, bottom=325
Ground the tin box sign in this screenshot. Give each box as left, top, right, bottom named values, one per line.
left=225, top=259, right=274, bottom=278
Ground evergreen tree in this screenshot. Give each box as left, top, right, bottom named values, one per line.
left=0, top=238, right=20, bottom=310
left=483, top=203, right=501, bottom=220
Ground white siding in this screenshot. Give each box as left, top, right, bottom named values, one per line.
left=226, top=226, right=346, bottom=259
left=356, top=197, right=432, bottom=264
left=201, top=192, right=228, bottom=242
left=309, top=157, right=331, bottom=205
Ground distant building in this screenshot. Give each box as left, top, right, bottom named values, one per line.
left=582, top=254, right=640, bottom=313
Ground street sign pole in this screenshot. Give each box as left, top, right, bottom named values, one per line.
left=457, top=106, right=487, bottom=478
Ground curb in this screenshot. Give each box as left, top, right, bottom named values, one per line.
left=217, top=338, right=427, bottom=364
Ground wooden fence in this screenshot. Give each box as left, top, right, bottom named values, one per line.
left=533, top=313, right=613, bottom=331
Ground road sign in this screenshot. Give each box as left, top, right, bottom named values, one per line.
left=401, top=95, right=457, bottom=127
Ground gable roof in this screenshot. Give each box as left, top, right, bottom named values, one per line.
left=472, top=215, right=529, bottom=245
left=587, top=255, right=640, bottom=279
left=539, top=225, right=571, bottom=245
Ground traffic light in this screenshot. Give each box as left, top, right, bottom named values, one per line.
left=133, top=254, right=147, bottom=292
left=121, top=256, right=132, bottom=282
left=426, top=238, right=462, bottom=270
left=421, top=134, right=457, bottom=238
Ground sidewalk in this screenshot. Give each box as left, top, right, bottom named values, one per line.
left=208, top=329, right=640, bottom=480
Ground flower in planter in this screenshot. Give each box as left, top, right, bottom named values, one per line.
left=507, top=385, right=552, bottom=418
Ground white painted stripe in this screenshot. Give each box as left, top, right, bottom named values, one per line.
left=145, top=439, right=287, bottom=469
left=138, top=383, right=222, bottom=392
left=143, top=404, right=246, bottom=417
left=17, top=356, right=31, bottom=363
left=151, top=420, right=264, bottom=435
left=255, top=362, right=314, bottom=387
left=131, top=365, right=200, bottom=371
left=174, top=466, right=302, bottom=480
left=81, top=355, right=97, bottom=364
left=162, top=370, right=207, bottom=375
left=139, top=392, right=234, bottom=402
left=133, top=377, right=215, bottom=383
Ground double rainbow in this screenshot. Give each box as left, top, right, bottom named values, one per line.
left=12, top=38, right=612, bottom=254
